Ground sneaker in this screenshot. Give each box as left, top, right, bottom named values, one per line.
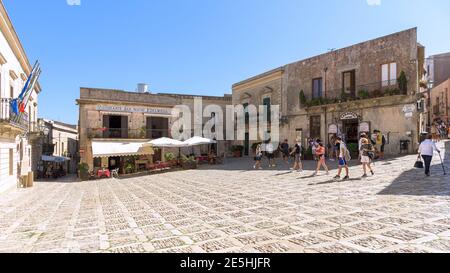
left=313, top=172, right=318, bottom=176
left=258, top=167, right=263, bottom=170
left=334, top=175, right=340, bottom=179
left=298, top=169, right=303, bottom=173
left=362, top=174, right=368, bottom=178
left=253, top=165, right=256, bottom=169
left=343, top=176, right=350, bottom=180
left=370, top=171, right=374, bottom=176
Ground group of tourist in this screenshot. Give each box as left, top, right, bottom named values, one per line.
left=430, top=121, right=448, bottom=142
left=253, top=133, right=378, bottom=180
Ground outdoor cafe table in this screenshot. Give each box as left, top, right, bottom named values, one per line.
left=97, top=169, right=111, bottom=178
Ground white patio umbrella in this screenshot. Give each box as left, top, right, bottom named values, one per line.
left=148, top=137, right=186, bottom=148
left=183, top=136, right=217, bottom=146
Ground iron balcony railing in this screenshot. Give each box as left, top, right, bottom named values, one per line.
left=87, top=128, right=171, bottom=139
left=306, top=80, right=408, bottom=107
left=0, top=98, right=30, bottom=131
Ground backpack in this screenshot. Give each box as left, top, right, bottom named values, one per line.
left=295, top=144, right=301, bottom=154
left=344, top=146, right=352, bottom=162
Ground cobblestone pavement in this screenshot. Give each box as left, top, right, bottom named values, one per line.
left=1, top=143, right=450, bottom=253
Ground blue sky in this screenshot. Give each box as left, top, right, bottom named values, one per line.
left=3, top=0, right=450, bottom=124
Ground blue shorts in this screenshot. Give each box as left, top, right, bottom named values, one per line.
left=338, top=157, right=347, bottom=166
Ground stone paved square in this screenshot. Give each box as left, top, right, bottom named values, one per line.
left=0, top=145, right=450, bottom=253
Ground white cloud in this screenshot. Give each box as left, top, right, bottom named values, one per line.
left=67, top=0, right=81, bottom=6
left=366, top=0, right=381, bottom=6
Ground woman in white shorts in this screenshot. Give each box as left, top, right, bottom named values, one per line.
left=360, top=138, right=375, bottom=178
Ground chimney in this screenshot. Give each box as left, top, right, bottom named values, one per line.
left=137, top=83, right=149, bottom=93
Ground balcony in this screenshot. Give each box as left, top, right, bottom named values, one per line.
left=0, top=98, right=29, bottom=132
left=302, top=80, right=408, bottom=108
left=87, top=128, right=170, bottom=140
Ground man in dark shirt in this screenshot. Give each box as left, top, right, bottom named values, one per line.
left=279, top=139, right=290, bottom=164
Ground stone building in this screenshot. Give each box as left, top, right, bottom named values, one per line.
left=426, top=52, right=450, bottom=87
left=0, top=2, right=41, bottom=192
left=32, top=119, right=79, bottom=177
left=232, top=28, right=425, bottom=156
left=430, top=78, right=450, bottom=124
left=77, top=87, right=231, bottom=172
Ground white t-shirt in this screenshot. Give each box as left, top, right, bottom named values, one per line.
left=419, top=140, right=440, bottom=156
left=266, top=143, right=274, bottom=153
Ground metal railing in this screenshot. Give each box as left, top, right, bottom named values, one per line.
left=306, top=80, right=408, bottom=107
left=0, top=98, right=29, bottom=130
left=87, top=128, right=170, bottom=139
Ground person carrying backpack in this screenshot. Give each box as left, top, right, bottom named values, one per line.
left=360, top=138, right=375, bottom=178
left=334, top=137, right=350, bottom=180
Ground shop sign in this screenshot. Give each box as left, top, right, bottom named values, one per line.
left=402, top=104, right=416, bottom=113
left=328, top=124, right=338, bottom=134
left=359, top=122, right=370, bottom=133
left=96, top=105, right=172, bottom=115
left=340, top=112, right=359, bottom=120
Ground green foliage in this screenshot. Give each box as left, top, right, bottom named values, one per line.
left=181, top=155, right=196, bottom=163
left=357, top=89, right=370, bottom=99
left=299, top=90, right=307, bottom=106
left=347, top=143, right=359, bottom=154
left=164, top=152, right=176, bottom=162
left=398, top=71, right=408, bottom=93
left=78, top=163, right=89, bottom=173
left=125, top=162, right=135, bottom=173
left=230, top=145, right=244, bottom=153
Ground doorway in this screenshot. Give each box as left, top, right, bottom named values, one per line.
left=342, top=119, right=359, bottom=144
left=147, top=117, right=169, bottom=139
left=108, top=156, right=121, bottom=170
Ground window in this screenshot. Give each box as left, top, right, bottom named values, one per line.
left=342, top=70, right=356, bottom=97
left=263, top=97, right=271, bottom=122
left=61, top=142, right=64, bottom=156
left=312, top=78, right=323, bottom=99
left=382, top=62, right=397, bottom=87
left=310, top=116, right=321, bottom=139
left=10, top=85, right=14, bottom=98
left=9, top=149, right=13, bottom=176
left=94, top=158, right=102, bottom=168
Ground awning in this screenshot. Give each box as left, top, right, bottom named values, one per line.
left=41, top=155, right=70, bottom=163
left=92, top=140, right=154, bottom=158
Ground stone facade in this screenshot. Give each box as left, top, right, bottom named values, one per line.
left=426, top=52, right=450, bottom=87
left=233, top=28, right=425, bottom=156
left=77, top=87, right=231, bottom=171
left=431, top=78, right=450, bottom=123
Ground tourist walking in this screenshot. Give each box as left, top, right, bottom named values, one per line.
left=313, top=142, right=329, bottom=176
left=266, top=140, right=276, bottom=168
left=290, top=139, right=303, bottom=172
left=418, top=134, right=441, bottom=177
left=279, top=139, right=290, bottom=165
left=253, top=143, right=263, bottom=170
left=334, top=137, right=350, bottom=180
left=360, top=138, right=375, bottom=177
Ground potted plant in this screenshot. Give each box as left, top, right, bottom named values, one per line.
left=230, top=145, right=244, bottom=157
left=181, top=155, right=198, bottom=170
left=164, top=152, right=177, bottom=166
left=347, top=143, right=359, bottom=159
left=78, top=163, right=90, bottom=181
left=398, top=71, right=408, bottom=94
left=125, top=162, right=135, bottom=174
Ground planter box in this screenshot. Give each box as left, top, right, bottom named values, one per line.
left=182, top=161, right=198, bottom=170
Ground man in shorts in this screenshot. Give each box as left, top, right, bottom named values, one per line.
left=334, top=137, right=349, bottom=180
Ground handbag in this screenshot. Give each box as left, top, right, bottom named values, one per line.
left=414, top=156, right=424, bottom=169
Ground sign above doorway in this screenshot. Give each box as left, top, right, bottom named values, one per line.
left=340, top=112, right=359, bottom=120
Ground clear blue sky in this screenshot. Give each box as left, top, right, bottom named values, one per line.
left=3, top=0, right=450, bottom=124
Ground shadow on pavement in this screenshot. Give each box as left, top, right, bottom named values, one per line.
left=378, top=142, right=450, bottom=197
